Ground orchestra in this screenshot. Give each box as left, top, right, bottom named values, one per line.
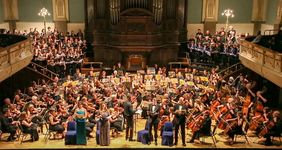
left=0, top=60, right=281, bottom=147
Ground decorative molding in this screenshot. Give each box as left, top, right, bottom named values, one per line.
left=3, top=0, right=19, bottom=20
left=52, top=0, right=69, bottom=21
left=202, top=0, right=219, bottom=22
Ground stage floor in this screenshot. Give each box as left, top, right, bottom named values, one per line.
left=0, top=118, right=281, bottom=149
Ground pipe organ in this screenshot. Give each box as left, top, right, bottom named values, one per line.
left=85, top=0, right=188, bottom=69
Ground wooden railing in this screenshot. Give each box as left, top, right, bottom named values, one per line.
left=218, top=63, right=245, bottom=80
left=0, top=37, right=33, bottom=82
left=27, top=62, right=59, bottom=81
left=239, top=40, right=282, bottom=87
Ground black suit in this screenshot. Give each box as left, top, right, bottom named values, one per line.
left=147, top=104, right=160, bottom=142
left=173, top=104, right=187, bottom=145
left=123, top=100, right=135, bottom=140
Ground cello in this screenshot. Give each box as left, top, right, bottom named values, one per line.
left=158, top=105, right=170, bottom=130
left=258, top=121, right=275, bottom=137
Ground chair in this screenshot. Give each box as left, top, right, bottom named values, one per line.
left=234, top=131, right=250, bottom=144
left=65, top=121, right=77, bottom=145
left=198, top=131, right=217, bottom=147
left=271, top=133, right=282, bottom=145
left=43, top=112, right=59, bottom=142
left=18, top=124, right=30, bottom=144
left=161, top=122, right=173, bottom=146
left=137, top=121, right=150, bottom=144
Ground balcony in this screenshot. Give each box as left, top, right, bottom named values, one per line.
left=0, top=36, right=33, bottom=82
left=239, top=40, right=282, bottom=87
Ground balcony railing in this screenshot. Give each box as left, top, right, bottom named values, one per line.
left=0, top=37, right=33, bottom=82
left=239, top=40, right=282, bottom=87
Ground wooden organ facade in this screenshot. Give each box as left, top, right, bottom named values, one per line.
left=85, top=0, right=188, bottom=70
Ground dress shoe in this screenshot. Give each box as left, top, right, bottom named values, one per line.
left=174, top=143, right=177, bottom=145
left=125, top=137, right=128, bottom=141
left=129, top=139, right=136, bottom=141
left=182, top=143, right=186, bottom=146
left=155, top=141, right=157, bottom=145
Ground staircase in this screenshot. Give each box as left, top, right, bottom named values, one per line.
left=26, top=62, right=59, bottom=81
left=218, top=63, right=245, bottom=81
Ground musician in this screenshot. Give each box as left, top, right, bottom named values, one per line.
left=20, top=112, right=39, bottom=142
left=173, top=97, right=187, bottom=146
left=260, top=111, right=282, bottom=146
left=48, top=108, right=65, bottom=138
left=147, top=98, right=160, bottom=145
left=0, top=108, right=19, bottom=141
left=225, top=111, right=244, bottom=145
left=123, top=95, right=137, bottom=141
left=159, top=99, right=170, bottom=136
left=188, top=110, right=211, bottom=144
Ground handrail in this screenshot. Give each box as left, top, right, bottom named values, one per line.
left=27, top=62, right=59, bottom=81
left=218, top=63, right=244, bottom=80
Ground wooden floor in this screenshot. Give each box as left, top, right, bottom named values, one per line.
left=0, top=118, right=281, bottom=149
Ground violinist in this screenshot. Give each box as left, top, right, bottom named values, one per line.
left=188, top=110, right=211, bottom=144
left=20, top=112, right=39, bottom=142
left=147, top=98, right=160, bottom=145
left=173, top=97, right=187, bottom=146
left=48, top=108, right=65, bottom=138
left=0, top=108, right=19, bottom=141
left=225, top=111, right=244, bottom=145
left=258, top=110, right=281, bottom=146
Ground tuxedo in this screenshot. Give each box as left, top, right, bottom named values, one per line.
left=173, top=104, right=187, bottom=145
left=147, top=103, right=161, bottom=143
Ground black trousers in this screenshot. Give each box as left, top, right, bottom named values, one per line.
left=174, top=122, right=185, bottom=144
left=125, top=116, right=134, bottom=140
left=148, top=120, right=158, bottom=142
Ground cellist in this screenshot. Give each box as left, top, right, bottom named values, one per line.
left=224, top=111, right=244, bottom=145
left=158, top=99, right=170, bottom=136
left=187, top=110, right=211, bottom=144
left=258, top=111, right=282, bottom=146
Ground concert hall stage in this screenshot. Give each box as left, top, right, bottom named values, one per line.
left=0, top=118, right=281, bottom=149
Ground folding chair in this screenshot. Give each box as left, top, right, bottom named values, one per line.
left=199, top=131, right=217, bottom=147
left=18, top=124, right=30, bottom=144
left=234, top=131, right=250, bottom=144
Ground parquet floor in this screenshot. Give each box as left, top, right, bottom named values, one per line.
left=0, top=118, right=281, bottom=149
